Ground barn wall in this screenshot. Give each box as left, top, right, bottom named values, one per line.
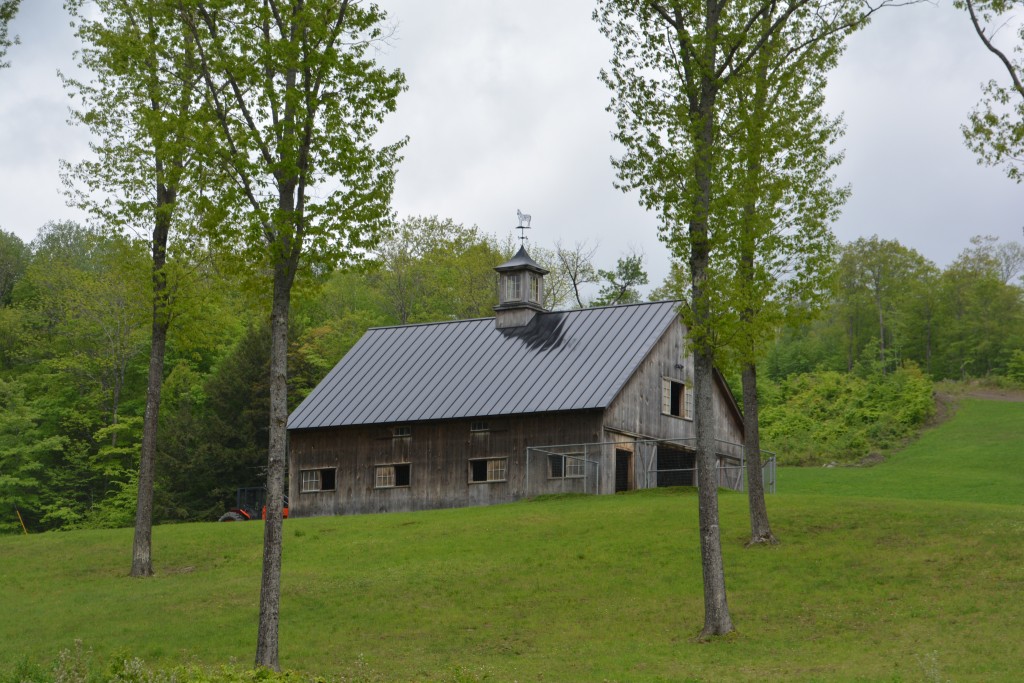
left=601, top=318, right=745, bottom=492
left=287, top=411, right=604, bottom=517
left=602, top=318, right=695, bottom=444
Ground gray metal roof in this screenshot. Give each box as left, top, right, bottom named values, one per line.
left=287, top=300, right=682, bottom=430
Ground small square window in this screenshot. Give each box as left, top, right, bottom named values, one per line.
left=375, top=463, right=411, bottom=488
left=300, top=468, right=336, bottom=493
left=393, top=426, right=411, bottom=438
left=469, top=457, right=507, bottom=483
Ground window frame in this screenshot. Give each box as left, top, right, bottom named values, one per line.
left=468, top=456, right=508, bottom=483
left=504, top=273, right=521, bottom=302
left=548, top=452, right=586, bottom=479
left=392, top=425, right=411, bottom=438
left=661, top=377, right=693, bottom=420
left=300, top=467, right=337, bottom=493
left=374, top=463, right=411, bottom=489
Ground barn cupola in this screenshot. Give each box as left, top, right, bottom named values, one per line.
left=494, top=245, right=548, bottom=329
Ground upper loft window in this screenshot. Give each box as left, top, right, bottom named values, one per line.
left=470, top=421, right=489, bottom=433
left=504, top=273, right=521, bottom=302
left=662, top=378, right=692, bottom=420
left=393, top=426, right=411, bottom=438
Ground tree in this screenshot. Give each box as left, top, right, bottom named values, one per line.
left=593, top=251, right=649, bottom=306
left=554, top=240, right=599, bottom=308
left=63, top=0, right=211, bottom=577
left=595, top=0, right=888, bottom=637
left=960, top=0, right=1024, bottom=182
left=371, top=217, right=503, bottom=324
left=717, top=13, right=846, bottom=546
left=0, top=0, right=20, bottom=70
left=178, top=0, right=405, bottom=668
left=0, top=229, right=28, bottom=306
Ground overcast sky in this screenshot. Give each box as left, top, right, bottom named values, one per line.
left=1, top=0, right=1021, bottom=290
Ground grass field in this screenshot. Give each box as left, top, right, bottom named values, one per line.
left=1, top=399, right=1022, bottom=682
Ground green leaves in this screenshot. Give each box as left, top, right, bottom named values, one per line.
left=959, top=0, right=1024, bottom=181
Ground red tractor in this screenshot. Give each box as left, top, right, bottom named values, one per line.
left=219, top=487, right=289, bottom=521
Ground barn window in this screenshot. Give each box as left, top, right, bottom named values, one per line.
left=504, top=273, right=521, bottom=301
left=470, top=421, right=489, bottom=432
left=662, top=378, right=692, bottom=419
left=548, top=453, right=585, bottom=479
left=469, top=457, right=507, bottom=483
left=392, top=425, right=411, bottom=438
left=375, top=463, right=411, bottom=489
left=529, top=274, right=541, bottom=303
left=300, top=468, right=336, bottom=493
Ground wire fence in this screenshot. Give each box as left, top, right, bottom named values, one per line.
left=525, top=437, right=776, bottom=498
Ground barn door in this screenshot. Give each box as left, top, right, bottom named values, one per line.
left=615, top=449, right=633, bottom=492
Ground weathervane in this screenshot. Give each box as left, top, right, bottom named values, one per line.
left=516, top=209, right=532, bottom=244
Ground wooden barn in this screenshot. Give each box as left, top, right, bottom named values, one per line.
left=286, top=246, right=749, bottom=518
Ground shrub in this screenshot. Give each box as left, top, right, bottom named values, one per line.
left=759, top=365, right=934, bottom=465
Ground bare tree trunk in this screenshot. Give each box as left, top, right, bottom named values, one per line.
left=742, top=362, right=776, bottom=546
left=694, top=348, right=733, bottom=637
left=130, top=187, right=172, bottom=578
left=255, top=250, right=296, bottom=671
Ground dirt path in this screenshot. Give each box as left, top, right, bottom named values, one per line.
left=963, top=389, right=1024, bottom=402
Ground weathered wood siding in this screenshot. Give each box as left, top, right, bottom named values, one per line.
left=288, top=411, right=604, bottom=517
left=601, top=317, right=745, bottom=491
left=602, top=317, right=695, bottom=444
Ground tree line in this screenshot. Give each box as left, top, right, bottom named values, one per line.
left=2, top=219, right=1020, bottom=535
left=0, top=216, right=653, bottom=536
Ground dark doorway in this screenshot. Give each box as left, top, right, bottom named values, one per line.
left=657, top=446, right=695, bottom=487
left=615, top=449, right=633, bottom=492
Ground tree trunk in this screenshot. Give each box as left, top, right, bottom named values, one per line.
left=742, top=362, right=776, bottom=546
left=129, top=313, right=168, bottom=576
left=691, top=61, right=733, bottom=638
left=130, top=187, right=172, bottom=578
left=694, top=348, right=733, bottom=637
left=255, top=252, right=296, bottom=671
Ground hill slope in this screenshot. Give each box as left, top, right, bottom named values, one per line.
left=1, top=399, right=1022, bottom=682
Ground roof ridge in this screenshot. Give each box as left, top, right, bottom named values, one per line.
left=364, top=300, right=681, bottom=332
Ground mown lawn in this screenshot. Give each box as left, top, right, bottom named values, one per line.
left=1, top=398, right=1022, bottom=682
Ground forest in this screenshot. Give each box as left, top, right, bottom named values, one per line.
left=1, top=217, right=1022, bottom=534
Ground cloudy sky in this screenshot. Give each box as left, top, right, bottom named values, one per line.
left=1, top=0, right=1021, bottom=289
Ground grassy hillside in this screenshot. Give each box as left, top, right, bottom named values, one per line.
left=1, top=399, right=1022, bottom=682
left=782, top=398, right=1024, bottom=504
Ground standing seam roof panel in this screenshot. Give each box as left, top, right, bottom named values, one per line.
left=313, top=327, right=402, bottom=427
left=289, top=329, right=386, bottom=429
left=497, top=309, right=604, bottom=415
left=380, top=319, right=490, bottom=423
left=288, top=301, right=683, bottom=428
left=352, top=321, right=454, bottom=426
left=533, top=306, right=640, bottom=412
left=361, top=320, right=471, bottom=425
left=571, top=304, right=676, bottom=406
left=445, top=317, right=560, bottom=418
left=426, top=320, right=516, bottom=421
